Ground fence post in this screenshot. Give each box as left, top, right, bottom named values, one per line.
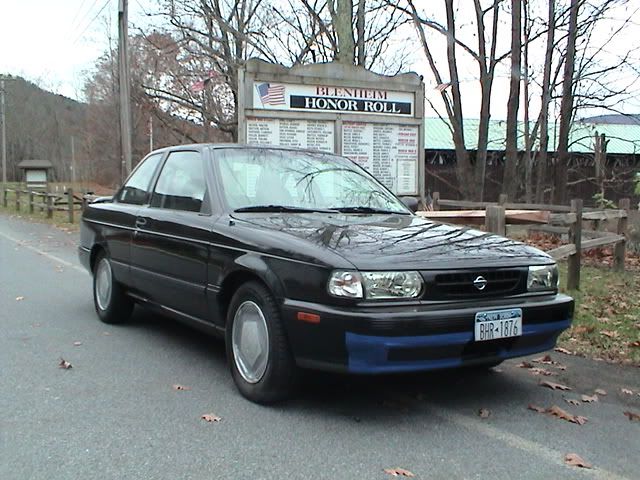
left=29, top=191, right=34, bottom=213
left=498, top=193, right=508, bottom=206
left=15, top=190, right=20, bottom=211
left=614, top=198, right=630, bottom=272
left=2, top=188, right=7, bottom=208
left=46, top=194, right=53, bottom=219
left=67, top=188, right=74, bottom=223
left=485, top=205, right=506, bottom=236
left=567, top=199, right=583, bottom=290
left=432, top=191, right=440, bottom=211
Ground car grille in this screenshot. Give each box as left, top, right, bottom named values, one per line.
left=421, top=268, right=527, bottom=300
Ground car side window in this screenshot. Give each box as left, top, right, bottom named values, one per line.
left=150, top=151, right=207, bottom=212
left=118, top=153, right=163, bottom=205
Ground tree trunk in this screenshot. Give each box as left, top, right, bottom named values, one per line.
left=535, top=0, right=555, bottom=203
left=332, top=0, right=355, bottom=64
left=356, top=0, right=365, bottom=65
left=503, top=0, right=522, bottom=201
left=523, top=0, right=533, bottom=203
left=473, top=0, right=500, bottom=202
left=445, top=0, right=473, bottom=197
left=554, top=0, right=580, bottom=204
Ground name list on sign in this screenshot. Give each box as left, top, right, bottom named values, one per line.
left=342, top=122, right=418, bottom=195
left=246, top=117, right=334, bottom=152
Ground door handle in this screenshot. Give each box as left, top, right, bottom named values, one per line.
left=135, top=217, right=147, bottom=227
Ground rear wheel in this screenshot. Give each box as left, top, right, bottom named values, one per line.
left=93, top=251, right=133, bottom=324
left=225, top=281, right=298, bottom=403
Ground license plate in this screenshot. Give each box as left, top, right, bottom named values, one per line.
left=474, top=308, right=522, bottom=342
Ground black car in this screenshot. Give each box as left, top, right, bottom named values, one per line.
left=79, top=145, right=574, bottom=403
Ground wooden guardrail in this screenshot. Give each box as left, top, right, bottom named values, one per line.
left=420, top=193, right=631, bottom=290
left=2, top=187, right=85, bottom=223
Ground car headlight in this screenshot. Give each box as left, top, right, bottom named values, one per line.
left=527, top=264, right=559, bottom=291
left=328, top=271, right=423, bottom=299
left=328, top=271, right=364, bottom=298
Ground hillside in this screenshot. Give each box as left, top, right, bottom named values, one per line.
left=1, top=75, right=87, bottom=182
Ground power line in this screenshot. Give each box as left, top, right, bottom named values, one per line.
left=71, top=0, right=113, bottom=46
left=70, top=0, right=96, bottom=31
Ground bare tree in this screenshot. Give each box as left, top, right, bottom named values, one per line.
left=533, top=0, right=555, bottom=203
left=399, top=0, right=509, bottom=199
left=503, top=0, right=521, bottom=201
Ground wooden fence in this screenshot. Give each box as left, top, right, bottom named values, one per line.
left=2, top=187, right=87, bottom=223
left=420, top=193, right=631, bottom=290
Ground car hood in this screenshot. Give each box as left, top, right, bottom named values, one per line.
left=229, top=212, right=553, bottom=270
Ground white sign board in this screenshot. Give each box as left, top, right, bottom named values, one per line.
left=239, top=61, right=424, bottom=197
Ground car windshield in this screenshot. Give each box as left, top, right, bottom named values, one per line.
left=216, top=148, right=410, bottom=214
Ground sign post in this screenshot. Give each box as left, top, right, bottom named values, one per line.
left=238, top=60, right=425, bottom=200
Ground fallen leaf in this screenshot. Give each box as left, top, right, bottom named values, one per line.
left=601, top=330, right=619, bottom=339
left=565, top=398, right=580, bottom=406
left=573, top=326, right=595, bottom=335
left=172, top=384, right=191, bottom=391
left=58, top=358, right=72, bottom=369
left=539, top=380, right=571, bottom=391
left=383, top=468, right=415, bottom=477
left=201, top=413, right=221, bottom=423
left=621, top=388, right=634, bottom=395
left=564, top=453, right=592, bottom=469
left=595, top=388, right=607, bottom=396
left=73, top=341, right=82, bottom=347
left=623, top=411, right=640, bottom=422
left=532, top=354, right=554, bottom=364
left=629, top=341, right=640, bottom=348
left=478, top=408, right=491, bottom=418
left=103, top=331, right=111, bottom=336
left=554, top=347, right=573, bottom=355
left=529, top=367, right=556, bottom=376
left=547, top=405, right=588, bottom=425
left=581, top=394, right=598, bottom=403
left=15, top=296, right=24, bottom=301
left=518, top=361, right=534, bottom=368
left=528, top=404, right=546, bottom=413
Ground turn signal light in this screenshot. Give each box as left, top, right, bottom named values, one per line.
left=296, top=312, right=321, bottom=324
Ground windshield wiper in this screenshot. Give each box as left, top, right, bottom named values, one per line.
left=234, top=205, right=338, bottom=214
left=331, top=206, right=409, bottom=214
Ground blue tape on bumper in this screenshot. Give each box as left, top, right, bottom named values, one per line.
left=345, top=319, right=571, bottom=374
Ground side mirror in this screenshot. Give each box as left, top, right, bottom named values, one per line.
left=399, top=196, right=419, bottom=212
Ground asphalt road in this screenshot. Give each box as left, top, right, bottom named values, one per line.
left=1, top=212, right=639, bottom=480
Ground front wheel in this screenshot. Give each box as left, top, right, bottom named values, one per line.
left=225, top=281, right=298, bottom=404
left=93, top=252, right=133, bottom=324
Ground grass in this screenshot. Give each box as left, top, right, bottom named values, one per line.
left=559, top=263, right=640, bottom=365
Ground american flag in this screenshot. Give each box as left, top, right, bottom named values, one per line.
left=257, top=83, right=286, bottom=105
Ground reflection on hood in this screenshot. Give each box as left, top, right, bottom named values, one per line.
left=230, top=212, right=552, bottom=270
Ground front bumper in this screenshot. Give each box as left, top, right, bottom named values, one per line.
left=282, top=294, right=574, bottom=374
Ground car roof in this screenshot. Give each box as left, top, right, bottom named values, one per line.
left=146, top=143, right=339, bottom=158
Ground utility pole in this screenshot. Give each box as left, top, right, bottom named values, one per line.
left=118, top=0, right=133, bottom=180
left=1, top=78, right=6, bottom=186
left=149, top=115, right=153, bottom=152
left=71, top=135, right=76, bottom=183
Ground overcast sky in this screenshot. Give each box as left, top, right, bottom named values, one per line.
left=1, top=0, right=638, bottom=120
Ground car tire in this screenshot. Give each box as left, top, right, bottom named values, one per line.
left=225, top=281, right=298, bottom=404
left=93, top=251, right=133, bottom=324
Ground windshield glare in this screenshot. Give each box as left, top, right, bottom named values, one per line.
left=216, top=148, right=409, bottom=214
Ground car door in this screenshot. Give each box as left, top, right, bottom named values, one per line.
left=99, top=152, right=164, bottom=285
left=130, top=149, right=212, bottom=320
